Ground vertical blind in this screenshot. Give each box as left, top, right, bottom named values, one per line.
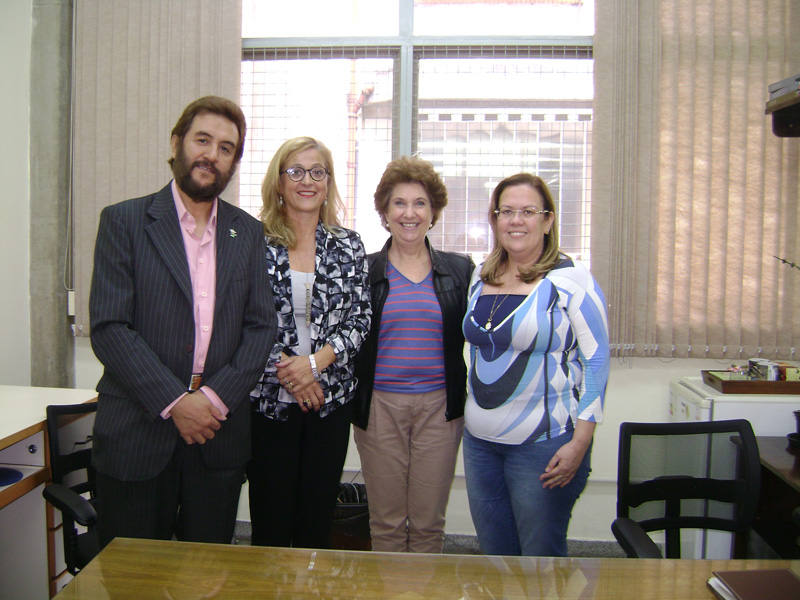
left=595, top=0, right=800, bottom=360
left=71, top=0, right=800, bottom=359
left=72, top=0, right=243, bottom=336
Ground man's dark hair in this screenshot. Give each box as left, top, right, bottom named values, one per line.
left=168, top=96, right=247, bottom=166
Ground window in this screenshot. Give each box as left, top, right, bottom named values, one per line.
left=414, top=47, right=593, bottom=260
left=593, top=0, right=800, bottom=359
left=241, top=0, right=400, bottom=38
left=413, top=0, right=594, bottom=37
left=240, top=1, right=594, bottom=261
left=240, top=47, right=396, bottom=247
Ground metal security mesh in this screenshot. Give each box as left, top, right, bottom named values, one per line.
left=241, top=47, right=395, bottom=233
left=413, top=46, right=592, bottom=261
left=240, top=45, right=593, bottom=260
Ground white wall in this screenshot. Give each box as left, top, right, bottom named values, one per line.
left=0, top=0, right=33, bottom=385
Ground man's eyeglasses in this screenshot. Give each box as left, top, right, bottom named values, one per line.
left=281, top=167, right=329, bottom=182
left=494, top=208, right=551, bottom=220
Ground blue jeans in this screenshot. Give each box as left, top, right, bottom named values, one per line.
left=463, top=428, right=591, bottom=556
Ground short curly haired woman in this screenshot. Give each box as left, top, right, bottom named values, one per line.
left=353, top=156, right=474, bottom=553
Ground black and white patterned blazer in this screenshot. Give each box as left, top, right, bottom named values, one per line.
left=251, top=223, right=371, bottom=421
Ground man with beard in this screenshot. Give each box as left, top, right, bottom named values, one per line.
left=89, top=96, right=276, bottom=547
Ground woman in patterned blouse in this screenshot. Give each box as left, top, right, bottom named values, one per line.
left=248, top=137, right=371, bottom=548
left=462, top=173, right=610, bottom=557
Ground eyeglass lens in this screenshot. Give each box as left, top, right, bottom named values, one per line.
left=495, top=208, right=548, bottom=220
left=284, top=167, right=327, bottom=182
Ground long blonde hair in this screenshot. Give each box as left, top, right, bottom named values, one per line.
left=260, top=137, right=344, bottom=247
left=480, top=173, right=564, bottom=286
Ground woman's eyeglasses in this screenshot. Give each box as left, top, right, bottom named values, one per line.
left=494, top=208, right=551, bottom=221
left=281, top=167, right=329, bottom=182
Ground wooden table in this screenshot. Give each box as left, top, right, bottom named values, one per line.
left=751, top=436, right=800, bottom=558
left=54, top=537, right=800, bottom=599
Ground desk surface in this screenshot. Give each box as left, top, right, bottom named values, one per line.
left=55, top=537, right=800, bottom=599
left=757, top=436, right=800, bottom=494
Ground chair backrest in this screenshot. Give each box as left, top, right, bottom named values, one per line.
left=45, top=402, right=99, bottom=575
left=46, top=402, right=97, bottom=494
left=616, top=419, right=761, bottom=559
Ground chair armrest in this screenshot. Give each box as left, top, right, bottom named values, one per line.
left=43, top=483, right=97, bottom=527
left=611, top=517, right=663, bottom=559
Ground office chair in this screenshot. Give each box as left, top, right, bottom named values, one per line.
left=42, top=402, right=100, bottom=575
left=611, top=419, right=761, bottom=559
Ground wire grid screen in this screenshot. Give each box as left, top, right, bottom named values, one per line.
left=413, top=46, right=593, bottom=263
left=240, top=45, right=592, bottom=258
left=240, top=47, right=396, bottom=238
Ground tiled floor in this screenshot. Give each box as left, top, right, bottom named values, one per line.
left=233, top=522, right=627, bottom=558
left=442, top=534, right=626, bottom=557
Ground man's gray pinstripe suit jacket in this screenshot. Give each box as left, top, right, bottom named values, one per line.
left=89, top=183, right=276, bottom=481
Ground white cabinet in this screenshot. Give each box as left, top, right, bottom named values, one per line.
left=667, top=376, right=800, bottom=559
left=669, top=376, right=800, bottom=435
left=0, top=386, right=96, bottom=599
left=0, top=431, right=48, bottom=600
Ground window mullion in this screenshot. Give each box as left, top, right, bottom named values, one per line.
left=397, top=0, right=414, bottom=156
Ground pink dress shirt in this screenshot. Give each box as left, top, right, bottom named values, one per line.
left=160, top=181, right=228, bottom=419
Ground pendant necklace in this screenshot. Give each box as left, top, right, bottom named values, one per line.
left=485, top=278, right=522, bottom=330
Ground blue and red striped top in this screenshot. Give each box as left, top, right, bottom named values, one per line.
left=373, top=263, right=445, bottom=393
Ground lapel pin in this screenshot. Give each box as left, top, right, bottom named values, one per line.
left=230, top=229, right=237, bottom=238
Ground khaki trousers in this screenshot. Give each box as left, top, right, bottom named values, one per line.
left=354, top=388, right=465, bottom=553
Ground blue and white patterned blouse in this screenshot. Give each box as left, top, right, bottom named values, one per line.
left=462, top=257, right=610, bottom=445
left=250, top=223, right=372, bottom=421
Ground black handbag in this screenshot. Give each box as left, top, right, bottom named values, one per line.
left=330, top=481, right=370, bottom=550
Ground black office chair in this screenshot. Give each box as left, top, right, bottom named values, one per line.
left=611, top=419, right=761, bottom=559
left=42, top=402, right=100, bottom=575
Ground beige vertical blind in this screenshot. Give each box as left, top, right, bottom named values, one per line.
left=594, top=0, right=800, bottom=360
left=593, top=0, right=661, bottom=361
left=73, top=0, right=243, bottom=337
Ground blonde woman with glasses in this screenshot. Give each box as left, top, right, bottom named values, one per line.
left=248, top=137, right=371, bottom=549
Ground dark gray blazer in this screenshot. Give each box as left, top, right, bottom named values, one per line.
left=89, top=183, right=276, bottom=481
